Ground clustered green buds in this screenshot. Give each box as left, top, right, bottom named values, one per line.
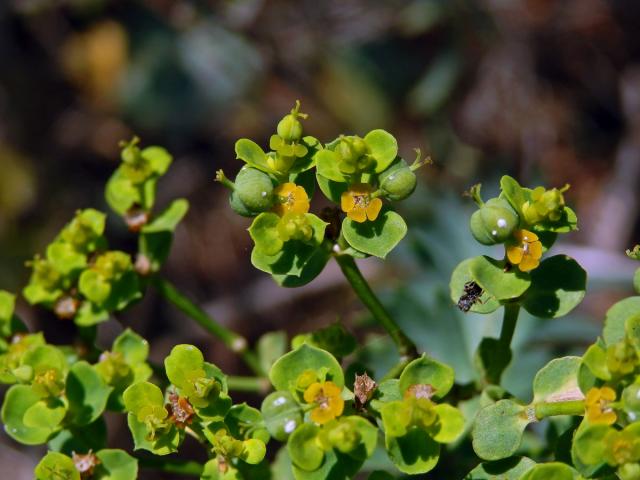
left=218, top=102, right=430, bottom=287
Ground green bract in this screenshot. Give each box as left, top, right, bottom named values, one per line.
left=105, top=137, right=172, bottom=216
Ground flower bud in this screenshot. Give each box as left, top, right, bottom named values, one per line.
left=327, top=421, right=361, bottom=453
left=335, top=136, right=369, bottom=174
left=470, top=198, right=519, bottom=245
left=234, top=168, right=274, bottom=213
left=277, top=114, right=303, bottom=143
left=379, top=160, right=417, bottom=201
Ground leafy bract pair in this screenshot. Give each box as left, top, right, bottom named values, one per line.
left=123, top=344, right=267, bottom=478
left=220, top=102, right=428, bottom=287
left=260, top=343, right=464, bottom=478
left=22, top=139, right=189, bottom=326
left=35, top=449, right=137, bottom=480
left=469, top=264, right=640, bottom=480
left=1, top=328, right=150, bottom=451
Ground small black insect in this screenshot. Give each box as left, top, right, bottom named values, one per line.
left=457, top=281, right=483, bottom=312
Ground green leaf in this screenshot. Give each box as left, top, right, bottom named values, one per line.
left=79, top=270, right=111, bottom=304
left=35, top=451, right=80, bottom=480
left=533, top=207, right=578, bottom=233
left=22, top=344, right=67, bottom=376
left=269, top=344, right=344, bottom=391
left=532, top=357, right=582, bottom=404
left=242, top=438, right=267, bottom=464
left=571, top=422, right=609, bottom=468
left=270, top=246, right=330, bottom=288
left=522, top=256, right=586, bottom=318
left=261, top=391, right=303, bottom=442
left=449, top=259, right=500, bottom=314
left=469, top=256, right=531, bottom=301
left=2, top=384, right=58, bottom=444
left=364, top=129, right=398, bottom=173
left=94, top=449, right=138, bottom=480
left=581, top=343, right=610, bottom=381
left=201, top=459, right=240, bottom=479
left=142, top=146, right=172, bottom=175
left=225, top=403, right=270, bottom=444
left=500, top=176, right=527, bottom=217
left=113, top=329, right=149, bottom=365
left=141, top=198, right=189, bottom=233
left=249, top=213, right=284, bottom=256
left=398, top=354, right=455, bottom=400
left=474, top=337, right=512, bottom=385
left=105, top=173, right=139, bottom=215
left=48, top=418, right=107, bottom=455
left=251, top=214, right=328, bottom=278
left=316, top=172, right=348, bottom=203
left=431, top=403, right=465, bottom=443
left=472, top=399, right=531, bottom=460
left=235, top=139, right=271, bottom=172
left=464, top=456, right=536, bottom=479
left=23, top=398, right=66, bottom=431
left=288, top=422, right=324, bottom=471
left=126, top=413, right=182, bottom=455
left=74, top=301, right=109, bottom=327
left=0, top=290, right=15, bottom=323
left=257, top=332, right=287, bottom=381
left=315, top=149, right=347, bottom=182
left=519, top=462, right=579, bottom=480
left=603, top=296, right=640, bottom=346
left=123, top=381, right=165, bottom=414
left=66, top=361, right=113, bottom=425
left=164, top=344, right=205, bottom=390
left=342, top=210, right=407, bottom=259
left=46, top=242, right=87, bottom=276
left=385, top=427, right=440, bottom=474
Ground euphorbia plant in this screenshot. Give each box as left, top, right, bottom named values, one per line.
left=1, top=102, right=639, bottom=480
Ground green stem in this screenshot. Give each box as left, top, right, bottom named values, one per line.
left=334, top=254, right=418, bottom=361
left=227, top=375, right=271, bottom=393
left=535, top=400, right=585, bottom=419
left=136, top=455, right=204, bottom=476
left=150, top=276, right=265, bottom=377
left=499, top=303, right=520, bottom=351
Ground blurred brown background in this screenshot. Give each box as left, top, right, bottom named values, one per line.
left=1, top=0, right=640, bottom=478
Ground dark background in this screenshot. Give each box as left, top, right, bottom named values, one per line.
left=1, top=0, right=640, bottom=478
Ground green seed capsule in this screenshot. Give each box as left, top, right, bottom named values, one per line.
left=379, top=159, right=417, bottom=201
left=234, top=167, right=274, bottom=213
left=261, top=391, right=303, bottom=441
left=277, top=114, right=303, bottom=142
left=470, top=198, right=519, bottom=245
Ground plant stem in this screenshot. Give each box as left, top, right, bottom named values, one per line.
left=499, top=303, right=520, bottom=350
left=334, top=254, right=418, bottom=361
left=535, top=400, right=585, bottom=419
left=150, top=276, right=265, bottom=377
left=136, top=455, right=204, bottom=476
left=227, top=375, right=271, bottom=393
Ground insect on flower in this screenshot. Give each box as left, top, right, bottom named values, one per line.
left=457, top=281, right=484, bottom=312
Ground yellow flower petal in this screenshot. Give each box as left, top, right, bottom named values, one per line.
left=341, top=191, right=355, bottom=212
left=348, top=208, right=367, bottom=223
left=303, top=383, right=323, bottom=404
left=519, top=255, right=539, bottom=272
left=529, top=240, right=543, bottom=259
left=366, top=198, right=383, bottom=221
left=506, top=245, right=524, bottom=265
left=310, top=406, right=335, bottom=424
